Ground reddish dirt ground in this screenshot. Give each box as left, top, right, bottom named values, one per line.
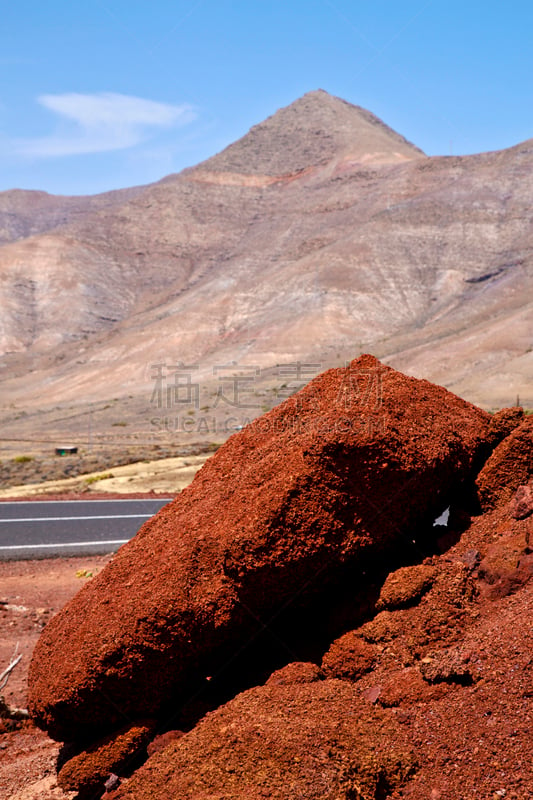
left=0, top=556, right=112, bottom=800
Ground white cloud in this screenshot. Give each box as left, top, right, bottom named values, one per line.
left=16, top=92, right=196, bottom=157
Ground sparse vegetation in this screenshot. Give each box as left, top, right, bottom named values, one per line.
left=12, top=455, right=33, bottom=463
left=84, top=472, right=114, bottom=484
left=75, top=569, right=95, bottom=578
left=1, top=426, right=236, bottom=494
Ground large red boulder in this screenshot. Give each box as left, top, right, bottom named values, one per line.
left=28, top=355, right=491, bottom=742
left=476, top=415, right=533, bottom=510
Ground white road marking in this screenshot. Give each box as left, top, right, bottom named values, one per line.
left=0, top=540, right=130, bottom=551
left=0, top=515, right=152, bottom=523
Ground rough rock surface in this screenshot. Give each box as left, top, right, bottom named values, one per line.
left=198, top=88, right=424, bottom=176
left=510, top=479, right=533, bottom=520
left=357, top=558, right=478, bottom=656
left=477, top=532, right=533, bottom=600
left=57, top=721, right=155, bottom=796
left=321, top=631, right=376, bottom=680
left=476, top=415, right=533, bottom=509
left=28, top=356, right=491, bottom=743
left=485, top=406, right=524, bottom=446
left=375, top=563, right=436, bottom=610
left=110, top=497, right=533, bottom=799
left=418, top=645, right=475, bottom=685
left=113, top=680, right=417, bottom=800
left=265, top=661, right=323, bottom=686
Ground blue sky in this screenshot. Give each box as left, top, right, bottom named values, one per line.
left=1, top=0, right=532, bottom=195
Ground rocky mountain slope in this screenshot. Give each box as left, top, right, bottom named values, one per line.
left=0, top=185, right=144, bottom=245
left=1, top=90, right=532, bottom=450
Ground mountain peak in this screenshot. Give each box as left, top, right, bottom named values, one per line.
left=197, top=90, right=425, bottom=177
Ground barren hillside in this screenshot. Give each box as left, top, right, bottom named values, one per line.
left=1, top=90, right=532, bottom=452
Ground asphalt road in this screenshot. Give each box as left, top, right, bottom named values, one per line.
left=0, top=498, right=173, bottom=560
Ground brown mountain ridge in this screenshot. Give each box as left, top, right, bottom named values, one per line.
left=0, top=90, right=532, bottom=450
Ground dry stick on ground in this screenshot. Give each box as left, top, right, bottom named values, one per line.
left=0, top=646, right=29, bottom=720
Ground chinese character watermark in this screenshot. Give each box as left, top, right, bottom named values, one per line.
left=150, top=362, right=200, bottom=409
left=336, top=363, right=383, bottom=411
left=213, top=365, right=261, bottom=408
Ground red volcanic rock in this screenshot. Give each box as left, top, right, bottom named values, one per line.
left=110, top=543, right=533, bottom=800
left=28, top=356, right=491, bottom=742
left=114, top=680, right=417, bottom=800
left=375, top=563, right=436, bottom=611
left=485, top=406, right=524, bottom=446
left=510, top=479, right=533, bottom=520
left=358, top=559, right=477, bottom=655
left=377, top=666, right=448, bottom=707
left=476, top=415, right=533, bottom=510
left=321, top=631, right=376, bottom=680
left=265, top=661, right=323, bottom=686
left=146, top=729, right=185, bottom=757
left=418, top=646, right=474, bottom=685
left=477, top=532, right=533, bottom=600
left=57, top=720, right=155, bottom=795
